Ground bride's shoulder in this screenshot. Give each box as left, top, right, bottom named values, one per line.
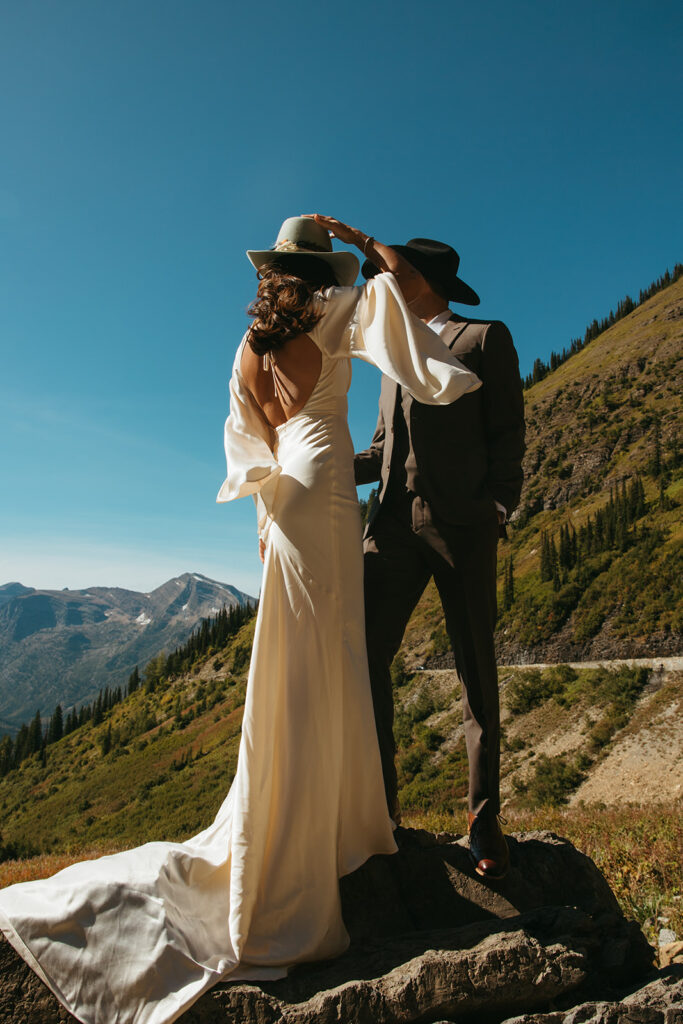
left=313, top=283, right=363, bottom=321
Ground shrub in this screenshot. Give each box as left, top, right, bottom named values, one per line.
left=414, top=723, right=444, bottom=750
left=408, top=690, right=437, bottom=723
left=506, top=670, right=546, bottom=714
left=0, top=833, right=39, bottom=863
left=428, top=622, right=450, bottom=657
left=398, top=748, right=424, bottom=778
left=505, top=667, right=577, bottom=715
left=515, top=754, right=585, bottom=807
left=399, top=742, right=469, bottom=814
left=588, top=719, right=615, bottom=751
left=390, top=652, right=411, bottom=688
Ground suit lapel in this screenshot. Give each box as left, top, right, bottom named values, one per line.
left=445, top=316, right=469, bottom=351
left=400, top=384, right=413, bottom=451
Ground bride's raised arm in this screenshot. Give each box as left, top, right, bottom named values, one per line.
left=312, top=215, right=425, bottom=304
left=307, top=216, right=482, bottom=407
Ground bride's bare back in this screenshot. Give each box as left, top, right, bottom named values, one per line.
left=240, top=333, right=322, bottom=429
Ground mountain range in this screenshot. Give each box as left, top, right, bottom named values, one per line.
left=0, top=573, right=252, bottom=731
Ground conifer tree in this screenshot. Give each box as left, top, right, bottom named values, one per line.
left=659, top=479, right=673, bottom=511
left=92, top=693, right=103, bottom=726
left=47, top=704, right=63, bottom=744
left=548, top=536, right=560, bottom=590
left=559, top=524, right=572, bottom=570
left=128, top=666, right=140, bottom=695
left=100, top=723, right=112, bottom=756
left=14, top=723, right=29, bottom=765
left=28, top=710, right=43, bottom=755
left=540, top=532, right=553, bottom=582
left=503, top=557, right=515, bottom=611
left=0, top=735, right=13, bottom=777
left=650, top=417, right=662, bottom=478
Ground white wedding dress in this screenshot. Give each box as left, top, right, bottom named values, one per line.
left=0, top=273, right=480, bottom=1024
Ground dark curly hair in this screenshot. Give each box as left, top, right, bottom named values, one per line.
left=246, top=255, right=339, bottom=356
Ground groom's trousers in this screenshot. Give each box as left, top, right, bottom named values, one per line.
left=363, top=498, right=500, bottom=820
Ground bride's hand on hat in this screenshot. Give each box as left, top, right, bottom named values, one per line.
left=309, top=215, right=422, bottom=301
left=309, top=215, right=365, bottom=248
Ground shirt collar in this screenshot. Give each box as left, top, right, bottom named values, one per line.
left=426, top=308, right=453, bottom=336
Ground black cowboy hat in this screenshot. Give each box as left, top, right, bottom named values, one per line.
left=362, top=238, right=480, bottom=306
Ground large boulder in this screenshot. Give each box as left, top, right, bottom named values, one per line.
left=0, top=831, right=662, bottom=1023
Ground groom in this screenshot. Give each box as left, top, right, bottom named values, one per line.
left=355, top=239, right=525, bottom=879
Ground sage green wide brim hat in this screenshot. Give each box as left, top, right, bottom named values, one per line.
left=247, top=216, right=359, bottom=287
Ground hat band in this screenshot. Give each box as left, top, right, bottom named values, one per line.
left=273, top=238, right=329, bottom=254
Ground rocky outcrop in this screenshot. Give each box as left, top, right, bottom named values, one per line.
left=493, top=627, right=683, bottom=667
left=501, top=968, right=683, bottom=1022
left=0, top=830, right=673, bottom=1024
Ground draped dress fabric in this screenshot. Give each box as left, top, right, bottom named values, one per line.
left=0, top=273, right=481, bottom=1024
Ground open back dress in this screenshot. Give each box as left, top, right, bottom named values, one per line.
left=0, top=273, right=480, bottom=1024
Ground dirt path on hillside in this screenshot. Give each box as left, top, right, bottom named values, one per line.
left=423, top=657, right=683, bottom=673
left=502, top=657, right=683, bottom=671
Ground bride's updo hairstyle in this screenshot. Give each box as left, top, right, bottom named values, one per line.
left=247, top=255, right=339, bottom=357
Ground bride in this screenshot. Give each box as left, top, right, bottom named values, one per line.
left=0, top=215, right=480, bottom=1024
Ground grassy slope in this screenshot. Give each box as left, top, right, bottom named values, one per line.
left=0, top=620, right=255, bottom=855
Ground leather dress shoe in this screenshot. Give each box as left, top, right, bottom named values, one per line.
left=468, top=808, right=510, bottom=880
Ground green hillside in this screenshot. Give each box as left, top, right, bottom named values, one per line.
left=0, top=618, right=256, bottom=858
left=402, top=275, right=682, bottom=667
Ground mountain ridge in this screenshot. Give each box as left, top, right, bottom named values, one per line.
left=0, top=573, right=254, bottom=729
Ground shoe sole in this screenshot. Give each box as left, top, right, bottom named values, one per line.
left=474, top=863, right=508, bottom=881
left=469, top=850, right=509, bottom=881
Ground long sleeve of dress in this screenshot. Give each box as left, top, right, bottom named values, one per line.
left=216, top=345, right=280, bottom=539
left=308, top=272, right=482, bottom=405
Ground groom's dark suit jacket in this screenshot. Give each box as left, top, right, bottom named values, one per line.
left=354, top=315, right=525, bottom=534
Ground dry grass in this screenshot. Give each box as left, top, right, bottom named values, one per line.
left=0, top=844, right=125, bottom=888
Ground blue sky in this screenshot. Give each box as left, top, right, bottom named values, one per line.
left=1, top=0, right=681, bottom=597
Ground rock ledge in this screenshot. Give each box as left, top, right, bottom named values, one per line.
left=1, top=830, right=677, bottom=1023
